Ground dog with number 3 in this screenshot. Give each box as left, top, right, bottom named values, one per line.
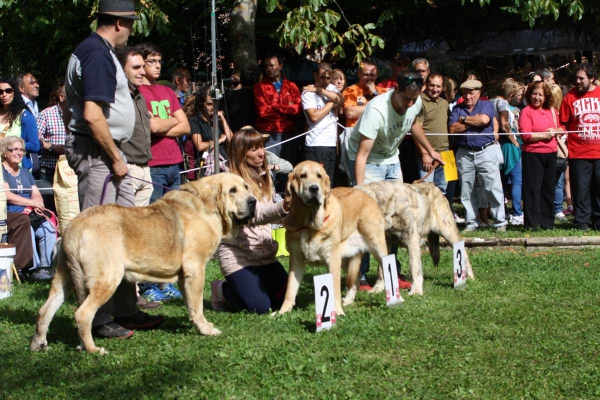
left=357, top=181, right=475, bottom=295
left=277, top=161, right=390, bottom=316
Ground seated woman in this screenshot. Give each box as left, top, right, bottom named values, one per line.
left=211, top=128, right=290, bottom=314
left=2, top=136, right=56, bottom=281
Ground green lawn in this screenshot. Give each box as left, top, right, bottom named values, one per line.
left=1, top=247, right=599, bottom=399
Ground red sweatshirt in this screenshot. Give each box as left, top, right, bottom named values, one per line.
left=253, top=77, right=301, bottom=133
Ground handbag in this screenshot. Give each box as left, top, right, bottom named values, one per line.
left=199, top=148, right=229, bottom=177
left=23, top=207, right=58, bottom=232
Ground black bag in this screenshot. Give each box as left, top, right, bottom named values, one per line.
left=556, top=158, right=567, bottom=174
left=28, top=209, right=53, bottom=229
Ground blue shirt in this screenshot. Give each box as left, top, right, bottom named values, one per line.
left=448, top=99, right=496, bottom=147
left=3, top=165, right=36, bottom=213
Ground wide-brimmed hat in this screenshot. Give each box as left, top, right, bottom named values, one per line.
left=97, top=0, right=140, bottom=20
left=460, top=79, right=482, bottom=90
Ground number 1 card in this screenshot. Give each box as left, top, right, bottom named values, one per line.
left=382, top=254, right=403, bottom=307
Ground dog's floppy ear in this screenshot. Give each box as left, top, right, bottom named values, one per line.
left=322, top=168, right=331, bottom=207
left=217, top=181, right=233, bottom=238
left=285, top=170, right=299, bottom=202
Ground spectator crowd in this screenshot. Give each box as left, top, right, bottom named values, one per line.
left=2, top=0, right=600, bottom=339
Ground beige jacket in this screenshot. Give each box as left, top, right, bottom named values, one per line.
left=217, top=200, right=287, bottom=276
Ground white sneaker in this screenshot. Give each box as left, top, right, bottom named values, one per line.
left=555, top=212, right=566, bottom=220
left=462, top=224, right=478, bottom=232
left=509, top=215, right=524, bottom=226
left=454, top=214, right=465, bottom=224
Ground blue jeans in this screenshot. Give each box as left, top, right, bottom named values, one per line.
left=357, top=162, right=403, bottom=279
left=416, top=157, right=448, bottom=194
left=505, top=158, right=523, bottom=216
left=554, top=171, right=565, bottom=214
left=34, top=220, right=57, bottom=268
left=149, top=164, right=181, bottom=204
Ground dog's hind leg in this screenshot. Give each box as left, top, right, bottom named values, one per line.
left=343, top=255, right=362, bottom=306
left=74, top=271, right=122, bottom=354
left=368, top=234, right=393, bottom=294
left=30, top=262, right=74, bottom=351
left=427, top=232, right=440, bottom=266
left=277, top=256, right=305, bottom=315
left=407, top=233, right=425, bottom=296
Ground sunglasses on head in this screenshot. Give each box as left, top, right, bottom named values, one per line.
left=0, top=88, right=15, bottom=95
left=401, top=76, right=424, bottom=86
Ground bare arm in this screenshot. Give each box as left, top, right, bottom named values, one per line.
left=449, top=113, right=491, bottom=133
left=344, top=105, right=366, bottom=120
left=411, top=120, right=444, bottom=166
left=83, top=101, right=127, bottom=177
left=162, top=109, right=190, bottom=138
left=4, top=183, right=44, bottom=209
left=304, top=102, right=335, bottom=124
left=218, top=111, right=233, bottom=142
left=354, top=135, right=375, bottom=186
left=149, top=112, right=179, bottom=135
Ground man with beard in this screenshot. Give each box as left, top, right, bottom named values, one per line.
left=560, top=64, right=600, bottom=230
left=254, top=53, right=301, bottom=164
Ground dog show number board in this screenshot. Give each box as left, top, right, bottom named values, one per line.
left=313, top=273, right=336, bottom=332
left=382, top=254, right=403, bottom=307
left=453, top=241, right=467, bottom=289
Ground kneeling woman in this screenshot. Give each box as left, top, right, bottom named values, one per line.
left=211, top=128, right=290, bottom=314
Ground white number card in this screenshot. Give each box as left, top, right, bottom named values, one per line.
left=313, top=273, right=336, bottom=332
left=453, top=241, right=467, bottom=289
left=382, top=254, right=403, bottom=307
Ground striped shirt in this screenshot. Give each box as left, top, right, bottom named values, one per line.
left=37, top=105, right=66, bottom=170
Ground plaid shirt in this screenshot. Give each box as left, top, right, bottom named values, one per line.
left=37, top=105, right=66, bottom=170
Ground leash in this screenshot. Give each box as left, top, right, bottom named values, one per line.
left=415, top=161, right=440, bottom=183
left=99, top=173, right=174, bottom=205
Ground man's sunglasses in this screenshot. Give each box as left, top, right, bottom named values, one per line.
left=230, top=80, right=241, bottom=87
left=0, top=88, right=15, bottom=95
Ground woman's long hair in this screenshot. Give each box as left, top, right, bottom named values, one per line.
left=194, top=83, right=211, bottom=121
left=227, top=127, right=273, bottom=201
left=0, top=77, right=26, bottom=129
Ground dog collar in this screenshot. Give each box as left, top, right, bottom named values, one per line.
left=295, top=215, right=330, bottom=232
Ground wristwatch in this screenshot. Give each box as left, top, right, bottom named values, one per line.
left=460, top=115, right=467, bottom=124
left=48, top=144, right=54, bottom=153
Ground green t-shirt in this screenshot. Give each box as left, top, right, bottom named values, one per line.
left=347, top=90, right=422, bottom=165
left=416, top=92, right=449, bottom=151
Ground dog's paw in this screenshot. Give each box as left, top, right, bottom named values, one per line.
left=368, top=284, right=384, bottom=294
left=200, top=324, right=221, bottom=336
left=336, top=308, right=345, bottom=316
left=30, top=339, right=49, bottom=352
left=98, top=347, right=108, bottom=356
left=408, top=287, right=423, bottom=296
left=342, top=298, right=354, bottom=307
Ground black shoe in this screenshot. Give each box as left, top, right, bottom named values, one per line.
left=576, top=224, right=589, bottom=232
left=26, top=268, right=53, bottom=282
left=114, top=311, right=164, bottom=330
left=92, top=321, right=134, bottom=339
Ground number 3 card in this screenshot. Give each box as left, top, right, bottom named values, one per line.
left=453, top=241, right=467, bottom=289
left=313, top=273, right=336, bottom=332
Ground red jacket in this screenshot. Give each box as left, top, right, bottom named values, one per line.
left=253, top=77, right=301, bottom=133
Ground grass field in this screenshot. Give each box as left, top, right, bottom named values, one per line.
left=1, top=246, right=599, bottom=399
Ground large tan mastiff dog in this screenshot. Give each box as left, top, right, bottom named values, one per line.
left=30, top=174, right=256, bottom=354
left=357, top=181, right=474, bottom=296
left=278, top=161, right=389, bottom=316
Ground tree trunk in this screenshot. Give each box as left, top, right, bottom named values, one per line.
left=229, top=0, right=258, bottom=72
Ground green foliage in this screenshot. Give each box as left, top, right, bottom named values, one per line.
left=2, top=248, right=600, bottom=398
left=266, top=0, right=385, bottom=63
left=460, top=0, right=585, bottom=27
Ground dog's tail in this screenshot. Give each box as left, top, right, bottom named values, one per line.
left=427, top=232, right=440, bottom=266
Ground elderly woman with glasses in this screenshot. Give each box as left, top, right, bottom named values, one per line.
left=0, top=77, right=40, bottom=171
left=2, top=136, right=57, bottom=281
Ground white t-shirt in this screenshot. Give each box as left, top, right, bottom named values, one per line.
left=302, top=84, right=339, bottom=147
left=346, top=90, right=422, bottom=164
